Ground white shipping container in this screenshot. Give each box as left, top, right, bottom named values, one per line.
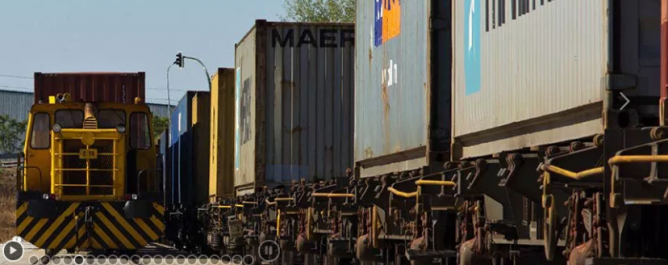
left=452, top=0, right=661, bottom=159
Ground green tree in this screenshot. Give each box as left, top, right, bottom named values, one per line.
left=152, top=116, right=170, bottom=141
left=281, top=0, right=356, bottom=23
left=0, top=115, right=27, bottom=154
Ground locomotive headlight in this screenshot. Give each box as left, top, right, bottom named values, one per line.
left=131, top=194, right=138, bottom=200
left=42, top=193, right=50, bottom=200
left=116, top=125, right=126, bottom=133
left=52, top=123, right=62, bottom=133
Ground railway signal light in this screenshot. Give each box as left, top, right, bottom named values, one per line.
left=175, top=52, right=184, bottom=68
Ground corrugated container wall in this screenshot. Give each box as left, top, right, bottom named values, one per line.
left=355, top=0, right=452, bottom=177
left=235, top=20, right=355, bottom=194
left=209, top=68, right=236, bottom=201
left=168, top=91, right=210, bottom=207
left=34, top=72, right=145, bottom=104
left=452, top=0, right=661, bottom=159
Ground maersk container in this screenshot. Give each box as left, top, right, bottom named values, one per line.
left=209, top=68, right=236, bottom=201
left=234, top=20, right=355, bottom=195
left=168, top=91, right=211, bottom=207
left=452, top=0, right=661, bottom=159
left=355, top=0, right=452, bottom=177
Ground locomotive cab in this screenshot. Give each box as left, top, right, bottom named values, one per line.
left=16, top=94, right=165, bottom=253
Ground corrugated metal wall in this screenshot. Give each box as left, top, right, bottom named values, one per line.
left=169, top=92, right=192, bottom=207
left=209, top=69, right=236, bottom=201
left=452, top=0, right=608, bottom=158
left=452, top=0, right=661, bottom=159
left=356, top=0, right=429, bottom=162
left=235, top=26, right=258, bottom=192
left=192, top=92, right=211, bottom=205
left=0, top=90, right=33, bottom=121
left=34, top=72, right=145, bottom=104
left=147, top=103, right=173, bottom=118
left=355, top=0, right=451, bottom=177
left=168, top=91, right=211, bottom=206
left=235, top=21, right=355, bottom=191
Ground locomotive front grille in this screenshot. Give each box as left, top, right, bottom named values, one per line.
left=60, top=140, right=115, bottom=196
left=53, top=130, right=125, bottom=201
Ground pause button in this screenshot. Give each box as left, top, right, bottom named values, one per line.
left=258, top=240, right=280, bottom=262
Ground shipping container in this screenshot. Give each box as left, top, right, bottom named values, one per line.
left=209, top=68, right=236, bottom=201
left=234, top=20, right=355, bottom=194
left=354, top=0, right=452, bottom=177
left=34, top=72, right=145, bottom=104
left=168, top=91, right=210, bottom=207
left=451, top=0, right=661, bottom=159
left=158, top=130, right=170, bottom=207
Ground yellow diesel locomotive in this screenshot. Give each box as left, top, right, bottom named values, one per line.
left=15, top=78, right=164, bottom=256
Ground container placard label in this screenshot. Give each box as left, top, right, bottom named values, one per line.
left=464, top=0, right=481, bottom=95
left=374, top=0, right=401, bottom=47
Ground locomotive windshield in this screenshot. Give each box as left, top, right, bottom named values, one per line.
left=55, top=109, right=84, bottom=128
left=98, top=109, right=126, bottom=128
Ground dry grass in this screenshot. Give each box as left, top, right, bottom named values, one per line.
left=0, top=168, right=16, bottom=242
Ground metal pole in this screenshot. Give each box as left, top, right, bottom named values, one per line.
left=184, top=56, right=212, bottom=91
left=166, top=63, right=174, bottom=207
left=166, top=63, right=174, bottom=126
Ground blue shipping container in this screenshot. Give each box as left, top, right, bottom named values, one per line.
left=168, top=91, right=211, bottom=207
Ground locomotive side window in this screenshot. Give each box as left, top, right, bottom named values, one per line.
left=30, top=113, right=50, bottom=149
left=98, top=109, right=126, bottom=129
left=55, top=110, right=84, bottom=128
left=130, top=112, right=151, bottom=150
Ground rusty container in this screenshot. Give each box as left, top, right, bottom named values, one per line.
left=451, top=0, right=662, bottom=159
left=234, top=20, right=355, bottom=195
left=34, top=72, right=145, bottom=104
left=355, top=0, right=452, bottom=177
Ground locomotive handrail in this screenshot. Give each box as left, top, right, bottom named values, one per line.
left=274, top=197, right=295, bottom=202
left=415, top=180, right=456, bottom=186
left=387, top=187, right=418, bottom=198
left=540, top=164, right=604, bottom=180
left=608, top=155, right=668, bottom=165
left=242, top=201, right=258, bottom=205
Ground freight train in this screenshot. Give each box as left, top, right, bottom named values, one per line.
left=16, top=1, right=668, bottom=265
left=161, top=1, right=668, bottom=264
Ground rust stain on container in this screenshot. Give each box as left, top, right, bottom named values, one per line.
left=34, top=72, right=145, bottom=104
left=381, top=81, right=390, bottom=154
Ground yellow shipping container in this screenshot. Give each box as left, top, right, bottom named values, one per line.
left=209, top=68, right=236, bottom=201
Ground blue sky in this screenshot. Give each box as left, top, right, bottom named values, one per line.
left=0, top=0, right=285, bottom=105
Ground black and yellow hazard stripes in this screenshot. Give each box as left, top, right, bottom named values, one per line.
left=15, top=200, right=164, bottom=251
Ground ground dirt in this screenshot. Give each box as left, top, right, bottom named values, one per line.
left=0, top=168, right=16, bottom=242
